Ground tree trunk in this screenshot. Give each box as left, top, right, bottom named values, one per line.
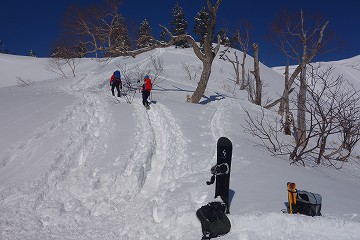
left=222, top=49, right=240, bottom=87
left=234, top=51, right=240, bottom=85
left=283, top=63, right=292, bottom=135
left=317, top=134, right=327, bottom=164
left=190, top=59, right=213, bottom=103
left=297, top=64, right=307, bottom=144
left=187, top=0, right=222, bottom=103
left=240, top=51, right=246, bottom=90
left=284, top=112, right=293, bottom=135
left=278, top=61, right=290, bottom=116
left=252, top=43, right=262, bottom=106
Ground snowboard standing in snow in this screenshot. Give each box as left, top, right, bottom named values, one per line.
left=207, top=137, right=232, bottom=214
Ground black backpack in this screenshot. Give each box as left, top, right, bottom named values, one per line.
left=196, top=202, right=231, bottom=239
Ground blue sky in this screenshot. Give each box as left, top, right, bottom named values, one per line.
left=1, top=0, right=359, bottom=67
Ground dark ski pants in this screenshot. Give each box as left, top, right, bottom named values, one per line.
left=142, top=90, right=150, bottom=106
left=111, top=82, right=121, bottom=97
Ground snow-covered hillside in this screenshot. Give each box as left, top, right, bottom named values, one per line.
left=1, top=48, right=360, bottom=240
left=272, top=55, right=360, bottom=89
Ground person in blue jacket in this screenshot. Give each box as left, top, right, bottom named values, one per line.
left=109, top=70, right=122, bottom=97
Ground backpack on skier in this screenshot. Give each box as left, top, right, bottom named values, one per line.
left=110, top=70, right=122, bottom=86
left=144, top=75, right=152, bottom=91
left=114, top=70, right=121, bottom=79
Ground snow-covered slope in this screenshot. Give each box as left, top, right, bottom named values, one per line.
left=272, top=55, right=360, bottom=89
left=0, top=48, right=360, bottom=240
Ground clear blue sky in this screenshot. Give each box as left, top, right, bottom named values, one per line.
left=1, top=0, right=359, bottom=67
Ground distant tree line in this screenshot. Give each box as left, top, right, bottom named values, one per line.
left=52, top=0, right=230, bottom=59
left=0, top=38, right=37, bottom=56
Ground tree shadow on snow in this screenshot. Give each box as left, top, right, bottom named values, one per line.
left=199, top=92, right=226, bottom=105
left=152, top=87, right=237, bottom=105
left=154, top=85, right=194, bottom=93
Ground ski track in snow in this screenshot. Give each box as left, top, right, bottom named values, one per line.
left=115, top=100, right=193, bottom=238
left=209, top=99, right=228, bottom=141
left=0, top=50, right=199, bottom=239
left=202, top=98, right=233, bottom=161
left=0, top=70, right=116, bottom=237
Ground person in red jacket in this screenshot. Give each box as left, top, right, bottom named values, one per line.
left=109, top=70, right=122, bottom=97
left=142, top=75, right=152, bottom=108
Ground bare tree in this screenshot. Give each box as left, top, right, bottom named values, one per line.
left=264, top=60, right=296, bottom=136
left=182, top=63, right=202, bottom=81
left=242, top=107, right=289, bottom=154
left=234, top=23, right=250, bottom=89
left=45, top=58, right=67, bottom=79
left=243, top=64, right=360, bottom=168
left=251, top=43, right=262, bottom=106
left=218, top=23, right=250, bottom=90
left=63, top=0, right=187, bottom=60
left=270, top=9, right=330, bottom=144
left=219, top=48, right=241, bottom=86
left=161, top=0, right=223, bottom=103
left=63, top=0, right=131, bottom=59
left=313, top=66, right=360, bottom=164
left=45, top=57, right=80, bottom=78
left=292, top=65, right=360, bottom=166
left=281, top=59, right=294, bottom=135
left=243, top=69, right=256, bottom=103
left=49, top=44, right=80, bottom=77
left=148, top=54, right=164, bottom=85
left=116, top=54, right=164, bottom=103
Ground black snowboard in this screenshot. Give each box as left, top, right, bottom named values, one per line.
left=215, top=137, right=232, bottom=213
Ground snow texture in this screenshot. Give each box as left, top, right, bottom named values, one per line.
left=0, top=48, right=360, bottom=239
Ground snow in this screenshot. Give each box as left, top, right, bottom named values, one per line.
left=1, top=47, right=360, bottom=240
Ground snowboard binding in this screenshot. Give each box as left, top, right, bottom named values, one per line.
left=206, top=163, right=229, bottom=185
